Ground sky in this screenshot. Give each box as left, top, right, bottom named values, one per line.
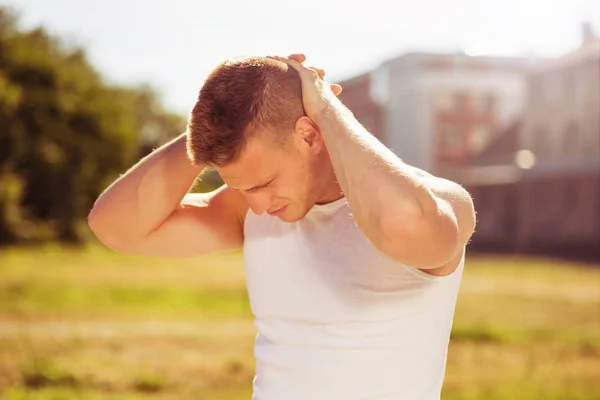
left=4, top=0, right=600, bottom=114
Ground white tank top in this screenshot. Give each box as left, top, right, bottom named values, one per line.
left=243, top=196, right=464, bottom=400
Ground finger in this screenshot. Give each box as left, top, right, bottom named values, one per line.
left=287, top=53, right=306, bottom=63
left=311, top=67, right=326, bottom=78
left=330, top=83, right=343, bottom=97
left=278, top=57, right=317, bottom=78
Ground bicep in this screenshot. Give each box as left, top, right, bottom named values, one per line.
left=117, top=187, right=248, bottom=257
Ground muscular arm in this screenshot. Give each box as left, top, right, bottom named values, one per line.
left=316, top=101, right=476, bottom=271
left=88, top=133, right=247, bottom=257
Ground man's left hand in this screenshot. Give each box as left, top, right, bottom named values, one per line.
left=268, top=53, right=342, bottom=122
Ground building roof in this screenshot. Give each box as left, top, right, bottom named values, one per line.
left=334, top=72, right=369, bottom=86
left=531, top=38, right=600, bottom=73
left=335, top=50, right=538, bottom=85
left=386, top=51, right=538, bottom=69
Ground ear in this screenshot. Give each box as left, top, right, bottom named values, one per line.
left=294, top=116, right=323, bottom=153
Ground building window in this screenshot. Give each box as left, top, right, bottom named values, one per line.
left=475, top=93, right=496, bottom=114
left=574, top=64, right=587, bottom=102
left=484, top=94, right=496, bottom=113
left=469, top=125, right=490, bottom=153
left=453, top=92, right=468, bottom=111
left=439, top=125, right=463, bottom=150
left=529, top=77, right=539, bottom=104
left=563, top=122, right=579, bottom=155
left=538, top=72, right=553, bottom=105
left=563, top=68, right=576, bottom=103
left=434, top=90, right=452, bottom=111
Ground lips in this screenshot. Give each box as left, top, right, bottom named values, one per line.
left=267, top=205, right=287, bottom=216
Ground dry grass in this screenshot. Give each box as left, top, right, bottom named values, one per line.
left=0, top=246, right=599, bottom=399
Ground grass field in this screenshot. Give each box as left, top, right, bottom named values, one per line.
left=0, top=245, right=599, bottom=399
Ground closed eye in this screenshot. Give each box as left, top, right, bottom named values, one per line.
left=246, top=177, right=275, bottom=192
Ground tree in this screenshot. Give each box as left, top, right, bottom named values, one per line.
left=0, top=7, right=185, bottom=244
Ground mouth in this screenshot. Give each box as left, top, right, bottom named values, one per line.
left=267, top=205, right=287, bottom=216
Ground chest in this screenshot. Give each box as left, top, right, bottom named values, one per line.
left=242, top=210, right=434, bottom=322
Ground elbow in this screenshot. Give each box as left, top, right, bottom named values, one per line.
left=463, top=199, right=477, bottom=243
left=377, top=201, right=460, bottom=269
left=87, top=207, right=129, bottom=252
left=455, top=188, right=477, bottom=245
left=87, top=205, right=110, bottom=240
left=87, top=208, right=111, bottom=247
left=87, top=206, right=102, bottom=239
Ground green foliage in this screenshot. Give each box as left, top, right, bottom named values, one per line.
left=190, top=168, right=225, bottom=193
left=0, top=7, right=186, bottom=244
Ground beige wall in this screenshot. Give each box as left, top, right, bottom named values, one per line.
left=521, top=44, right=600, bottom=161
left=380, top=53, right=529, bottom=172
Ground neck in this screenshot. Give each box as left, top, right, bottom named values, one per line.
left=315, top=163, right=343, bottom=205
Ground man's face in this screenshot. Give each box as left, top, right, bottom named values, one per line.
left=217, top=131, right=323, bottom=222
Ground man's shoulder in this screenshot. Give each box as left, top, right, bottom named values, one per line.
left=183, top=186, right=249, bottom=225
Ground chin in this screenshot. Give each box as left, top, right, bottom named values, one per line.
left=276, top=205, right=309, bottom=223
left=277, top=213, right=302, bottom=223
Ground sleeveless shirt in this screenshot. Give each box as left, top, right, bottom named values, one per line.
left=243, top=196, right=464, bottom=400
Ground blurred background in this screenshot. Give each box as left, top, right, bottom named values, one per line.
left=0, top=0, right=599, bottom=399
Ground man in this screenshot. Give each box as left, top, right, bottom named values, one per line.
left=88, top=53, right=476, bottom=399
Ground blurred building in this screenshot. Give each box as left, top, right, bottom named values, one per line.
left=516, top=25, right=600, bottom=258
left=337, top=72, right=386, bottom=141
left=460, top=24, right=600, bottom=259
left=339, top=25, right=600, bottom=260
left=339, top=51, right=535, bottom=173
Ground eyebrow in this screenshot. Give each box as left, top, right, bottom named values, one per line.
left=230, top=177, right=275, bottom=192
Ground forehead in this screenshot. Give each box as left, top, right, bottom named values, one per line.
left=217, top=136, right=288, bottom=187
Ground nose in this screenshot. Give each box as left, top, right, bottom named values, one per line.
left=244, top=191, right=273, bottom=215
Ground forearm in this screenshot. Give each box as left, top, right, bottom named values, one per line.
left=315, top=99, right=462, bottom=268
left=315, top=100, right=441, bottom=239
left=88, top=133, right=204, bottom=242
